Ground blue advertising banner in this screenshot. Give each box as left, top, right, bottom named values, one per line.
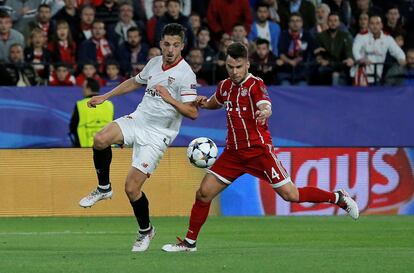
left=0, top=86, right=413, bottom=148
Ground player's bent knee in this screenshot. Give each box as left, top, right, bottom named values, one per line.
left=125, top=184, right=140, bottom=201
left=196, top=188, right=213, bottom=203
left=93, top=132, right=109, bottom=150
left=279, top=188, right=299, bottom=202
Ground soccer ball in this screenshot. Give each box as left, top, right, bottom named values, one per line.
left=187, top=137, right=218, bottom=168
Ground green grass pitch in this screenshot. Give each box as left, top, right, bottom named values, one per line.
left=0, top=216, right=413, bottom=273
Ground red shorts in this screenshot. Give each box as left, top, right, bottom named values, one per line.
left=208, top=144, right=292, bottom=188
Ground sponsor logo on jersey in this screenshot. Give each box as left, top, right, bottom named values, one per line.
left=168, top=76, right=175, bottom=85
left=145, top=88, right=160, bottom=97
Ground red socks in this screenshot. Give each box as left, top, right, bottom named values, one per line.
left=186, top=199, right=211, bottom=241
left=298, top=187, right=336, bottom=203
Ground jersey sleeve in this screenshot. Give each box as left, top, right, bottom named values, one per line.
left=180, top=72, right=198, bottom=103
left=134, top=57, right=155, bottom=84
left=252, top=79, right=271, bottom=107
left=214, top=80, right=225, bottom=105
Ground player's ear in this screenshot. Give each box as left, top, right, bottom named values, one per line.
left=246, top=60, right=250, bottom=69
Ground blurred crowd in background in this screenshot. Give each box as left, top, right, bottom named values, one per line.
left=0, top=0, right=413, bottom=87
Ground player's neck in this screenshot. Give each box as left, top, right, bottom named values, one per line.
left=162, top=56, right=183, bottom=71
left=234, top=73, right=251, bottom=85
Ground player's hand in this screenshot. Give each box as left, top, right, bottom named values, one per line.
left=87, top=95, right=106, bottom=108
left=255, top=109, right=270, bottom=125
left=154, top=85, right=174, bottom=104
left=196, top=96, right=208, bottom=108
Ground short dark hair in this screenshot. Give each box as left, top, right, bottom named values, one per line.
left=197, top=26, right=210, bottom=36
left=161, top=23, right=185, bottom=41
left=105, top=59, right=120, bottom=69
left=328, top=11, right=341, bottom=20
left=256, top=3, right=269, bottom=12
left=226, top=42, right=248, bottom=59
left=85, top=78, right=100, bottom=93
left=167, top=0, right=181, bottom=6
left=289, top=12, right=303, bottom=20
left=256, top=38, right=270, bottom=47
left=127, top=26, right=142, bottom=36
left=0, top=11, right=10, bottom=19
left=38, top=4, right=50, bottom=11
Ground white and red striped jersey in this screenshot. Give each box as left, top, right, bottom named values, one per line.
left=134, top=55, right=197, bottom=142
left=215, top=74, right=272, bottom=150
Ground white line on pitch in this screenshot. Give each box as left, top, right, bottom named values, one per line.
left=0, top=231, right=134, bottom=236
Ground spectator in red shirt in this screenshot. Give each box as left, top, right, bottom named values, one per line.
left=49, top=62, right=76, bottom=86
left=48, top=20, right=77, bottom=70
left=207, top=0, right=253, bottom=41
left=146, top=0, right=166, bottom=47
left=75, top=62, right=105, bottom=86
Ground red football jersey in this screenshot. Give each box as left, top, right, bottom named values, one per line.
left=214, top=74, right=272, bottom=150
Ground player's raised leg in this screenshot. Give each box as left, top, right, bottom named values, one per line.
left=162, top=173, right=228, bottom=252
left=125, top=166, right=155, bottom=252
left=259, top=146, right=359, bottom=219
left=79, top=122, right=124, bottom=208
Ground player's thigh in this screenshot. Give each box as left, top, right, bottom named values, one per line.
left=131, top=144, right=165, bottom=175
left=197, top=173, right=228, bottom=202
left=246, top=144, right=292, bottom=189
left=125, top=166, right=148, bottom=201
left=208, top=149, right=245, bottom=186
left=94, top=122, right=124, bottom=146
left=112, top=115, right=138, bottom=146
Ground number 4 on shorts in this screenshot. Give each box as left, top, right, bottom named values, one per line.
left=271, top=167, right=280, bottom=179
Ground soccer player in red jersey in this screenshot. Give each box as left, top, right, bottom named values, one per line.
left=162, top=42, right=359, bottom=252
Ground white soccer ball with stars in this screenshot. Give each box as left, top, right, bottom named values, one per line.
left=187, top=137, right=218, bottom=168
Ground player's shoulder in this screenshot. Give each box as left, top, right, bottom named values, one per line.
left=250, top=74, right=265, bottom=85
left=177, top=58, right=196, bottom=78
left=217, top=78, right=232, bottom=89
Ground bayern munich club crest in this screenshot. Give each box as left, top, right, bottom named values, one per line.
left=168, top=76, right=175, bottom=85
left=241, top=88, right=248, bottom=96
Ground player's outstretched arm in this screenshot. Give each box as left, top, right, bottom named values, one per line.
left=255, top=103, right=272, bottom=125
left=196, top=95, right=222, bottom=110
left=154, top=85, right=198, bottom=120
left=87, top=78, right=142, bottom=108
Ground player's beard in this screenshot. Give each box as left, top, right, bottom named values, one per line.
left=231, top=71, right=248, bottom=84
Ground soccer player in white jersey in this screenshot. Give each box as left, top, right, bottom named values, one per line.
left=78, top=23, right=198, bottom=252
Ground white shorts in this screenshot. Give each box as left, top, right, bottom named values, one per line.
left=114, top=114, right=168, bottom=175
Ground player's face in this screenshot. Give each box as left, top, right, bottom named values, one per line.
left=226, top=56, right=250, bottom=84
left=160, top=34, right=184, bottom=65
